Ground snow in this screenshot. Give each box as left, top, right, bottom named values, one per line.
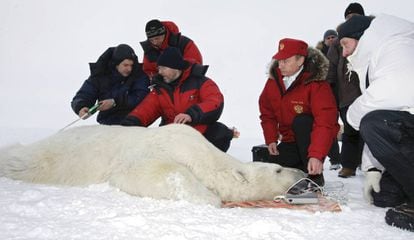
left=1, top=129, right=412, bottom=239
left=1, top=0, right=414, bottom=239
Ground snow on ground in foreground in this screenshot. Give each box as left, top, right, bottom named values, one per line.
left=0, top=128, right=411, bottom=240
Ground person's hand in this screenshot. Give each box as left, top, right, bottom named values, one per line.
left=267, top=142, right=279, bottom=155
left=174, top=113, right=192, bottom=124
left=231, top=127, right=240, bottom=138
left=307, top=157, right=323, bottom=175
left=98, top=99, right=116, bottom=111
left=78, top=107, right=89, bottom=119
left=364, top=171, right=382, bottom=203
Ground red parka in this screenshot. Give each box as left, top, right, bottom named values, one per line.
left=259, top=48, right=339, bottom=161
left=140, top=21, right=203, bottom=78
left=127, top=64, right=223, bottom=134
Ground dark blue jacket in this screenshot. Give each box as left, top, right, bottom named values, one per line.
left=71, top=47, right=150, bottom=125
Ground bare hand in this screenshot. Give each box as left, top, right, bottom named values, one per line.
left=307, top=157, right=323, bottom=175
left=174, top=113, right=192, bottom=124
left=267, top=142, right=279, bottom=155
left=232, top=127, right=240, bottom=138
left=78, top=107, right=89, bottom=119
left=98, top=99, right=115, bottom=111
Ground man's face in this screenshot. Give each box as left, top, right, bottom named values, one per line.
left=324, top=35, right=338, bottom=47
left=149, top=34, right=166, bottom=48
left=158, top=66, right=181, bottom=83
left=278, top=55, right=305, bottom=77
left=116, top=59, right=134, bottom=77
left=340, top=37, right=358, bottom=57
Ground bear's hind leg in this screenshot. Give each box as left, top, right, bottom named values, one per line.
left=109, top=159, right=222, bottom=207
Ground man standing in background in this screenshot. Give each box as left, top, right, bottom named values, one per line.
left=140, top=19, right=203, bottom=79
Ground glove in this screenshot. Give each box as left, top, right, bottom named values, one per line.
left=364, top=170, right=382, bottom=204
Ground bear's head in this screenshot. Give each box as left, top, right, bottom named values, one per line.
left=215, top=162, right=306, bottom=202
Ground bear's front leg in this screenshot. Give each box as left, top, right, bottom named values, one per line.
left=109, top=159, right=222, bottom=207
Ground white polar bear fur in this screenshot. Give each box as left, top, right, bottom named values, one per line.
left=0, top=124, right=305, bottom=207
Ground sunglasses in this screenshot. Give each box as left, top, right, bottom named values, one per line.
left=274, top=178, right=323, bottom=204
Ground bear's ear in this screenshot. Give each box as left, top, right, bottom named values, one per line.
left=232, top=169, right=249, bottom=184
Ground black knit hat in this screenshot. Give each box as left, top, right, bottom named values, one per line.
left=338, top=15, right=372, bottom=40
left=344, top=2, right=365, bottom=19
left=145, top=19, right=166, bottom=38
left=112, top=44, right=136, bottom=65
left=157, top=47, right=189, bottom=70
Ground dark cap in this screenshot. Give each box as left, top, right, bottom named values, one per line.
left=157, top=47, right=189, bottom=70
left=344, top=2, right=365, bottom=19
left=145, top=19, right=166, bottom=38
left=323, top=29, right=338, bottom=40
left=338, top=15, right=372, bottom=40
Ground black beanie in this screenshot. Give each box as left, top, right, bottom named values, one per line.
left=112, top=44, right=136, bottom=65
left=338, top=15, right=372, bottom=40
left=145, top=19, right=166, bottom=38
left=157, top=47, right=189, bottom=70
left=344, top=2, right=365, bottom=19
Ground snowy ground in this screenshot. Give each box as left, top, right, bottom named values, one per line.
left=2, top=0, right=414, bottom=239
left=0, top=127, right=412, bottom=240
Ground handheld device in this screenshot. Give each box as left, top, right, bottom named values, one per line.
left=285, top=192, right=319, bottom=204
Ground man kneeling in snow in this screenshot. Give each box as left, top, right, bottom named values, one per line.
left=121, top=47, right=238, bottom=152
left=338, top=14, right=414, bottom=232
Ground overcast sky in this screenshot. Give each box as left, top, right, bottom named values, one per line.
left=1, top=0, right=413, bottom=137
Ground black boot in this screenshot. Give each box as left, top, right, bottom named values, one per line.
left=385, top=202, right=414, bottom=232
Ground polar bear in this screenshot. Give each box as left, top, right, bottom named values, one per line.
left=0, top=124, right=305, bottom=207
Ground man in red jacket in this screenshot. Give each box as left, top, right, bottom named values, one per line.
left=258, top=38, right=339, bottom=186
left=122, top=47, right=237, bottom=152
left=140, top=19, right=203, bottom=79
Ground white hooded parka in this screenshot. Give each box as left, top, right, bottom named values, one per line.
left=346, top=14, right=414, bottom=171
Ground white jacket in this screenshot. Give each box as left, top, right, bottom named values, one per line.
left=346, top=14, right=414, bottom=171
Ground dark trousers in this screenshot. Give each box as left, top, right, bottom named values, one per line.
left=267, top=114, right=328, bottom=173
left=203, top=122, right=233, bottom=152
left=339, top=106, right=363, bottom=170
left=328, top=136, right=340, bottom=164
left=360, top=110, right=414, bottom=203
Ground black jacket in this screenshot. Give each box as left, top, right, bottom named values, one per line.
left=71, top=47, right=150, bottom=125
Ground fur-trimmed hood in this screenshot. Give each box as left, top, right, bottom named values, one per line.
left=269, top=47, right=329, bottom=84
